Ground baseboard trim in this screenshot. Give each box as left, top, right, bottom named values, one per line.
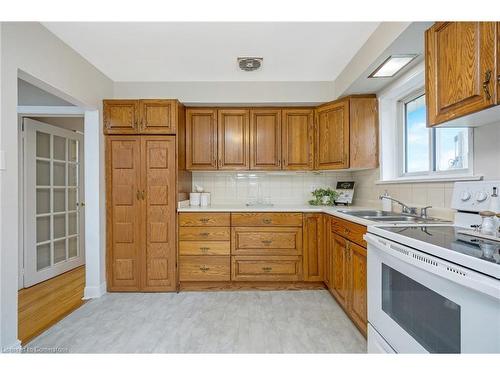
left=179, top=281, right=326, bottom=291
left=83, top=282, right=107, bottom=299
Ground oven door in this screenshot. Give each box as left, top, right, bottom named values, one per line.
left=366, top=233, right=500, bottom=354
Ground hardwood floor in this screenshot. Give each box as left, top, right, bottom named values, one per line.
left=18, top=266, right=85, bottom=344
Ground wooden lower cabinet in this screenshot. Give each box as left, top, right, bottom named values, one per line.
left=179, top=256, right=230, bottom=281
left=348, top=241, right=368, bottom=335
left=302, top=213, right=324, bottom=282
left=326, top=216, right=368, bottom=336
left=330, top=233, right=349, bottom=309
left=232, top=256, right=302, bottom=281
left=231, top=227, right=302, bottom=256
left=106, top=136, right=177, bottom=291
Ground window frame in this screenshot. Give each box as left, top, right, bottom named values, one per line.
left=397, top=89, right=474, bottom=179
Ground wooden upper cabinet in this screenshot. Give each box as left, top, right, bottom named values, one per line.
left=348, top=241, right=367, bottom=336
left=349, top=98, right=378, bottom=169
left=217, top=109, right=250, bottom=170
left=425, top=22, right=497, bottom=126
left=140, top=137, right=177, bottom=291
left=104, top=100, right=139, bottom=135
left=186, top=108, right=218, bottom=170
left=250, top=109, right=282, bottom=170
left=106, top=137, right=142, bottom=291
left=282, top=109, right=314, bottom=170
left=139, top=100, right=177, bottom=134
left=315, top=100, right=349, bottom=170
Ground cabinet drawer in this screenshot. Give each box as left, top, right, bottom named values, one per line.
left=231, top=256, right=302, bottom=281
left=179, top=227, right=230, bottom=241
left=231, top=227, right=302, bottom=255
left=179, top=241, right=230, bottom=256
left=231, top=212, right=302, bottom=227
left=331, top=217, right=367, bottom=247
left=179, top=213, right=230, bottom=227
left=179, top=256, right=230, bottom=281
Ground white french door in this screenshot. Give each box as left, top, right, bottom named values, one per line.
left=23, top=118, right=85, bottom=287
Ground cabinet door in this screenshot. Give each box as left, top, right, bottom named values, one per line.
left=426, top=22, right=496, bottom=126
left=315, top=100, right=349, bottom=170
left=282, top=109, right=314, bottom=170
left=302, top=213, right=324, bottom=282
left=323, top=216, right=332, bottom=288
left=331, top=233, right=349, bottom=308
left=106, top=137, right=142, bottom=290
left=250, top=109, right=281, bottom=170
left=217, top=109, right=250, bottom=170
left=349, top=98, right=379, bottom=169
left=103, top=100, right=139, bottom=135
left=186, top=109, right=218, bottom=170
left=139, top=100, right=177, bottom=134
left=140, top=137, right=177, bottom=291
left=348, top=241, right=367, bottom=336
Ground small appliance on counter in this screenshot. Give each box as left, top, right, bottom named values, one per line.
left=334, top=181, right=355, bottom=206
left=190, top=185, right=211, bottom=207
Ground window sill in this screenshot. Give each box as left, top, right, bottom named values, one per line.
left=376, top=175, right=483, bottom=185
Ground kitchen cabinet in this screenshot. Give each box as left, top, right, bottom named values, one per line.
left=315, top=96, right=378, bottom=170
left=217, top=109, right=250, bottom=170
left=282, top=109, right=314, bottom=170
left=178, top=213, right=231, bottom=282
left=323, top=215, right=332, bottom=289
left=425, top=22, right=497, bottom=126
left=331, top=233, right=349, bottom=309
left=232, top=256, right=302, bottom=281
left=231, top=227, right=302, bottom=256
left=106, top=136, right=177, bottom=291
left=348, top=241, right=367, bottom=333
left=302, top=213, right=324, bottom=282
left=250, top=109, right=282, bottom=170
left=103, top=100, right=138, bottom=135
left=104, top=99, right=178, bottom=135
left=185, top=108, right=218, bottom=170
left=315, top=100, right=350, bottom=170
left=325, top=216, right=368, bottom=336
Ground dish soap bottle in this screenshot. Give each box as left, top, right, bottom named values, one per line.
left=381, top=190, right=392, bottom=212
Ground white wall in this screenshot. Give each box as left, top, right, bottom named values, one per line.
left=0, top=22, right=113, bottom=349
left=18, top=79, right=74, bottom=106
left=114, top=81, right=335, bottom=105
left=352, top=122, right=500, bottom=219
left=192, top=171, right=353, bottom=206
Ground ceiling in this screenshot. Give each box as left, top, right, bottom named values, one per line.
left=43, top=22, right=379, bottom=82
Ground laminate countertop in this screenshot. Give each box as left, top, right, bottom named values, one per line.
left=177, top=204, right=378, bottom=226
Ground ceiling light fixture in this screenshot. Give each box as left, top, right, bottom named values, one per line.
left=368, top=54, right=418, bottom=78
left=237, top=57, right=263, bottom=72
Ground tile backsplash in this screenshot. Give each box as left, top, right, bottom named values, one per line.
left=192, top=171, right=353, bottom=205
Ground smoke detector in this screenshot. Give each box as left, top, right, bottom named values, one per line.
left=238, top=57, right=263, bottom=72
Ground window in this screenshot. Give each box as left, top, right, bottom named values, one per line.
left=400, top=91, right=472, bottom=177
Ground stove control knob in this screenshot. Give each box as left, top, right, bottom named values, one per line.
left=460, top=191, right=471, bottom=201
left=475, top=191, right=488, bottom=202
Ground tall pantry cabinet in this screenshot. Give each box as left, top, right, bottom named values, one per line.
left=104, top=99, right=191, bottom=292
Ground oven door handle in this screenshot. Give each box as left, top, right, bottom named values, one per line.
left=364, top=233, right=500, bottom=301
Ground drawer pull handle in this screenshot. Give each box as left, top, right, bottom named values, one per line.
left=262, top=267, right=273, bottom=272
left=200, top=232, right=209, bottom=237
left=261, top=240, right=272, bottom=245
left=200, top=247, right=210, bottom=252
left=200, top=218, right=209, bottom=223
left=483, top=69, right=492, bottom=100
left=262, top=219, right=272, bottom=224
left=199, top=266, right=210, bottom=272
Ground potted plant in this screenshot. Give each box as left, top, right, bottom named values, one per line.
left=308, top=188, right=339, bottom=206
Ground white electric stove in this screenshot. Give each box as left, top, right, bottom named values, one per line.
left=365, top=181, right=500, bottom=354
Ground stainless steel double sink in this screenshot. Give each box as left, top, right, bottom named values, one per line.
left=337, top=210, right=452, bottom=224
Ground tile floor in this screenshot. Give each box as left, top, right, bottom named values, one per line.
left=26, top=290, right=367, bottom=353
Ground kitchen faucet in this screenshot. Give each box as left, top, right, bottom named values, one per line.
left=378, top=195, right=422, bottom=216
